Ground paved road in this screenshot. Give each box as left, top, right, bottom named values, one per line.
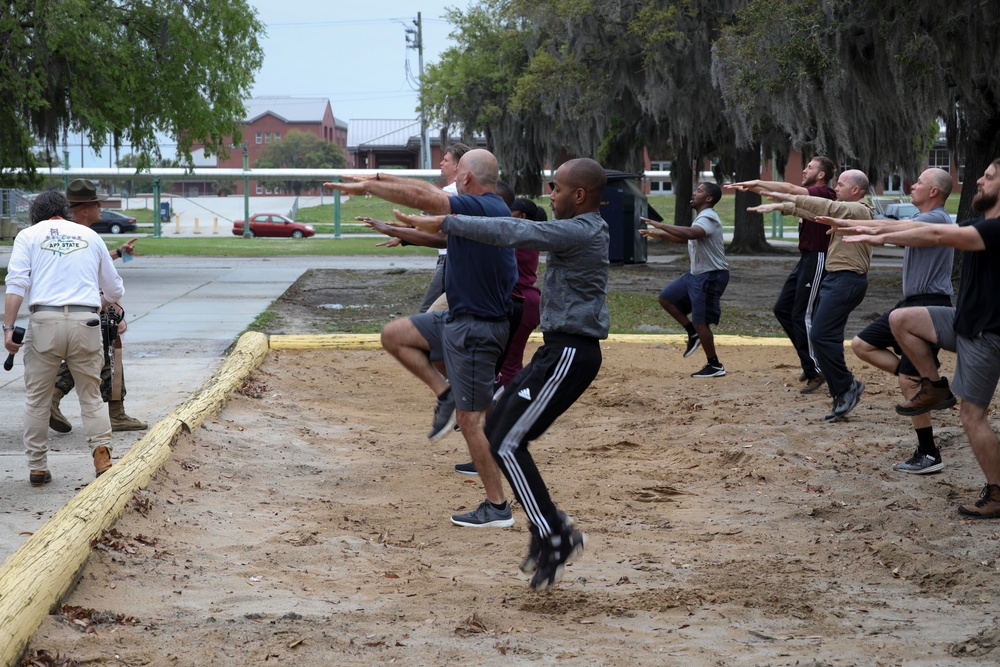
left=0, top=253, right=438, bottom=563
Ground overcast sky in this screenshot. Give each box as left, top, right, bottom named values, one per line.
left=71, top=1, right=461, bottom=167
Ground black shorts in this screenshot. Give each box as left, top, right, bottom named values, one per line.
left=856, top=294, right=952, bottom=376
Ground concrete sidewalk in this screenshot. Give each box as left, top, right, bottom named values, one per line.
left=0, top=254, right=438, bottom=563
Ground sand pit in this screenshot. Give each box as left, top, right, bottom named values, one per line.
left=22, top=341, right=1000, bottom=665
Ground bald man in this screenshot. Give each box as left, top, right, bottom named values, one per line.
left=846, top=169, right=955, bottom=473
left=750, top=169, right=875, bottom=420
left=395, top=158, right=609, bottom=591
left=325, top=150, right=518, bottom=529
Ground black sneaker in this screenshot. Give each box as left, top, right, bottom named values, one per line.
left=520, top=512, right=574, bottom=575
left=529, top=529, right=586, bottom=591
left=450, top=499, right=514, bottom=528
left=893, top=451, right=944, bottom=475
left=454, top=461, right=478, bottom=475
left=428, top=389, right=456, bottom=442
left=691, top=362, right=725, bottom=378
left=800, top=374, right=826, bottom=394
left=683, top=335, right=701, bottom=358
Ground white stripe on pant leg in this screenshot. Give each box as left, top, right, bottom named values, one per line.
left=805, top=252, right=825, bottom=372
left=498, top=347, right=576, bottom=536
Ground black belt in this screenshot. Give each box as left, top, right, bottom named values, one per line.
left=30, top=305, right=100, bottom=314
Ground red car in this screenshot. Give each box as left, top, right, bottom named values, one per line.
left=232, top=213, right=315, bottom=238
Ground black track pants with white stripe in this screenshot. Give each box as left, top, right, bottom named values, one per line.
left=487, top=332, right=602, bottom=540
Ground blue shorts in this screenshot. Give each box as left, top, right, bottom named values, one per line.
left=659, top=270, right=730, bottom=325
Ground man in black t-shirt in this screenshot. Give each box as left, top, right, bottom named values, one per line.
left=840, top=159, right=1000, bottom=518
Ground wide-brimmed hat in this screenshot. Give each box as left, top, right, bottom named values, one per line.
left=66, top=179, right=108, bottom=204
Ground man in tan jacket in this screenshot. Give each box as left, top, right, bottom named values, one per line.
left=750, top=170, right=874, bottom=420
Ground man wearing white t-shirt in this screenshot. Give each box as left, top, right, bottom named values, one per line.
left=3, top=190, right=125, bottom=486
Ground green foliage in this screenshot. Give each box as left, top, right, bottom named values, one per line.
left=254, top=130, right=347, bottom=196
left=117, top=153, right=181, bottom=195
left=0, top=0, right=264, bottom=186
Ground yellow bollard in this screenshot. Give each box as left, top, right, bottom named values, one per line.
left=194, top=217, right=201, bottom=234
left=174, top=214, right=180, bottom=234
left=213, top=217, right=219, bottom=234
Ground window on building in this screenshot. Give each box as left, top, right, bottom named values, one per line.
left=255, top=184, right=263, bottom=194
left=648, top=160, right=672, bottom=193
left=255, top=132, right=262, bottom=145
left=929, top=147, right=951, bottom=172
left=264, top=133, right=271, bottom=144
left=265, top=186, right=272, bottom=194
left=274, top=132, right=280, bottom=141
left=274, top=186, right=281, bottom=195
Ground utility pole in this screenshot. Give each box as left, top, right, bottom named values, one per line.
left=242, top=142, right=252, bottom=239
left=406, top=13, right=431, bottom=169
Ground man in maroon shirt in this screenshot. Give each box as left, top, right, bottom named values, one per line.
left=727, top=156, right=837, bottom=393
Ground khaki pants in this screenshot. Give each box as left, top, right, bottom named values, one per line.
left=22, top=311, right=112, bottom=471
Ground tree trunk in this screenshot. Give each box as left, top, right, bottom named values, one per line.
left=728, top=144, right=770, bottom=254
left=672, top=141, right=694, bottom=227
left=953, top=105, right=1000, bottom=280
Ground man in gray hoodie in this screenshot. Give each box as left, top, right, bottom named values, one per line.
left=396, top=157, right=609, bottom=591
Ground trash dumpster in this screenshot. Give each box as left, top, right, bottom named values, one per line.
left=159, top=201, right=171, bottom=222
left=600, top=171, right=659, bottom=264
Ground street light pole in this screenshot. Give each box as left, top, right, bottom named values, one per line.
left=408, top=13, right=431, bottom=170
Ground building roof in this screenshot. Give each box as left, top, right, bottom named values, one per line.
left=245, top=96, right=346, bottom=129
left=347, top=119, right=421, bottom=150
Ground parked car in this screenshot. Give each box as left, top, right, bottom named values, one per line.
left=877, top=202, right=919, bottom=220
left=232, top=213, right=315, bottom=238
left=91, top=209, right=137, bottom=234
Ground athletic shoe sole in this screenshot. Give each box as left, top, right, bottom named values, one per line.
left=428, top=410, right=457, bottom=443
left=454, top=462, right=478, bottom=475
left=894, top=461, right=944, bottom=475
left=449, top=516, right=515, bottom=528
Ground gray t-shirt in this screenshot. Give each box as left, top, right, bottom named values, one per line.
left=902, top=206, right=954, bottom=298
left=689, top=208, right=728, bottom=275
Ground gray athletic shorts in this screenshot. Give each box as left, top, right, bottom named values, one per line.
left=410, top=310, right=509, bottom=412
left=928, top=306, right=1000, bottom=408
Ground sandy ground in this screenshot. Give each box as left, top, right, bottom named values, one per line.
left=22, top=340, right=1000, bottom=666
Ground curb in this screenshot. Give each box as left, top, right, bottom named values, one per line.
left=0, top=332, right=269, bottom=667
left=0, top=331, right=813, bottom=665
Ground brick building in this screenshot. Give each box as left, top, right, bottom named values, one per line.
left=181, top=96, right=348, bottom=196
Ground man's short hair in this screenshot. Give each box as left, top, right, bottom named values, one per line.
left=461, top=149, right=499, bottom=189
left=701, top=182, right=723, bottom=206
left=846, top=170, right=870, bottom=194
left=30, top=190, right=71, bottom=225
left=565, top=158, right=607, bottom=202
left=813, top=156, right=835, bottom=184
left=445, top=143, right=471, bottom=162
left=926, top=168, right=953, bottom=200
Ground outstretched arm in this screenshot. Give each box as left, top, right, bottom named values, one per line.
left=844, top=221, right=985, bottom=250
left=359, top=216, right=446, bottom=249
left=726, top=180, right=808, bottom=196
left=324, top=177, right=451, bottom=214
left=640, top=216, right=706, bottom=241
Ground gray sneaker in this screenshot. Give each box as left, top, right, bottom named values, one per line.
left=428, top=389, right=456, bottom=442
left=894, top=452, right=944, bottom=475
left=450, top=499, right=515, bottom=528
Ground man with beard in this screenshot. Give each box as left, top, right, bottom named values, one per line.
left=835, top=159, right=1000, bottom=518
left=728, top=157, right=836, bottom=393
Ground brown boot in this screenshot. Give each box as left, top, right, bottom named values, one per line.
left=895, top=377, right=957, bottom=416
left=109, top=400, right=147, bottom=431
left=49, top=390, right=72, bottom=433
left=93, top=446, right=112, bottom=477
left=958, top=484, right=1000, bottom=519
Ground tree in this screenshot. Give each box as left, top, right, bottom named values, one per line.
left=713, top=0, right=1000, bottom=222
left=0, top=0, right=264, bottom=187
left=253, top=130, right=347, bottom=196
